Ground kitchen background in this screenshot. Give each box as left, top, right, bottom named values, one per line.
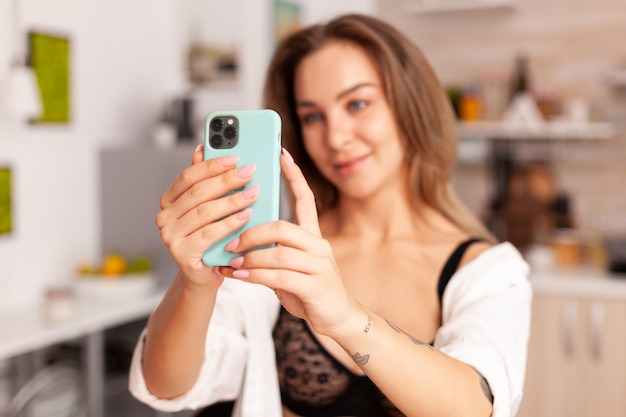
left=383, top=0, right=626, bottom=241
left=1, top=0, right=626, bottom=415
left=1, top=0, right=625, bottom=310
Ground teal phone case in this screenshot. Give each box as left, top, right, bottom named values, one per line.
left=201, top=109, right=282, bottom=266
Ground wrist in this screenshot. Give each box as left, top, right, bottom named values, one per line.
left=176, top=269, right=222, bottom=301
left=326, top=300, right=373, bottom=346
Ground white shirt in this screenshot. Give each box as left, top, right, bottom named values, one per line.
left=129, top=242, right=532, bottom=417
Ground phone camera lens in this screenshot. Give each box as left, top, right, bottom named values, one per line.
left=210, top=134, right=223, bottom=148
left=210, top=118, right=223, bottom=132
left=224, top=126, right=237, bottom=140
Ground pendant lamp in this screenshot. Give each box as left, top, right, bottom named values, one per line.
left=0, top=0, right=42, bottom=122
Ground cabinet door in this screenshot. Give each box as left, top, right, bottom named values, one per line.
left=517, top=295, right=586, bottom=417
left=581, top=300, right=626, bottom=417
left=518, top=295, right=626, bottom=417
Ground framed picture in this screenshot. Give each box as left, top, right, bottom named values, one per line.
left=273, top=0, right=302, bottom=45
left=0, top=167, right=12, bottom=235
left=183, top=1, right=240, bottom=87
left=29, top=31, right=71, bottom=123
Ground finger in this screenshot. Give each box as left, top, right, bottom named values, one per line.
left=160, top=185, right=259, bottom=245
left=157, top=163, right=256, bottom=228
left=281, top=149, right=321, bottom=236
left=191, top=144, right=204, bottom=165
left=229, top=244, right=325, bottom=275
left=167, top=207, right=253, bottom=263
left=228, top=219, right=326, bottom=255
left=223, top=267, right=310, bottom=298
left=160, top=155, right=241, bottom=210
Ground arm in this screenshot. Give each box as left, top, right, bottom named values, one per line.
left=328, top=305, right=493, bottom=417
left=138, top=145, right=259, bottom=399
left=142, top=271, right=219, bottom=398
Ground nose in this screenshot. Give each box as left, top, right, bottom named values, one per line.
left=325, top=113, right=352, bottom=150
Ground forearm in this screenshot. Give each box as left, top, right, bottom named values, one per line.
left=332, top=306, right=493, bottom=417
left=142, top=271, right=219, bottom=399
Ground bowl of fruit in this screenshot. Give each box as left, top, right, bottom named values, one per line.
left=74, top=253, right=157, bottom=303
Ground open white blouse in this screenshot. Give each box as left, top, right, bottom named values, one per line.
left=129, top=242, right=532, bottom=417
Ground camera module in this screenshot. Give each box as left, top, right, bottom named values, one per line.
left=207, top=115, right=238, bottom=149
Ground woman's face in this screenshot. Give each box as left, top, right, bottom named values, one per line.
left=293, top=41, right=407, bottom=201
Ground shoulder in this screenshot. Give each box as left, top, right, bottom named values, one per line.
left=457, top=239, right=494, bottom=270
left=463, top=241, right=529, bottom=273
left=451, top=242, right=531, bottom=295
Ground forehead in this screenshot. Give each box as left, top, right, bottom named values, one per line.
left=294, top=41, right=381, bottom=99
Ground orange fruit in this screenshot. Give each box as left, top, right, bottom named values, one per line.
left=101, top=253, right=128, bottom=276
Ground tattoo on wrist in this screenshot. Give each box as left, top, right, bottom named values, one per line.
left=385, top=319, right=432, bottom=349
left=363, top=315, right=372, bottom=333
left=351, top=352, right=370, bottom=367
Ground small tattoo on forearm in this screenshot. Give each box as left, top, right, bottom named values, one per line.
left=352, top=352, right=370, bottom=366
left=385, top=319, right=432, bottom=349
left=363, top=315, right=372, bottom=333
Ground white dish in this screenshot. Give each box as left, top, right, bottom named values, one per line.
left=74, top=273, right=156, bottom=303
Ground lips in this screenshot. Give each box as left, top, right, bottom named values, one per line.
left=334, top=154, right=369, bottom=175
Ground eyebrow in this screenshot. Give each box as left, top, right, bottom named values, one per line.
left=296, top=82, right=378, bottom=108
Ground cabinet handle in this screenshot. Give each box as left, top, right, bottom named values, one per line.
left=590, top=303, right=604, bottom=361
left=562, top=302, right=578, bottom=357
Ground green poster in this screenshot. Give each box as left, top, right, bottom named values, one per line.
left=29, top=32, right=71, bottom=123
left=0, top=168, right=12, bottom=235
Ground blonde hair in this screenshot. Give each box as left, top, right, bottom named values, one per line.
left=263, top=14, right=494, bottom=241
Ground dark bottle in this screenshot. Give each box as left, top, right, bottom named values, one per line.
left=510, top=53, right=531, bottom=99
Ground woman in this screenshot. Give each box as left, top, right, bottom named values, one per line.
left=129, top=14, right=531, bottom=417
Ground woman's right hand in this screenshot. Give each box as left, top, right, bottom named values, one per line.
left=155, top=144, right=259, bottom=288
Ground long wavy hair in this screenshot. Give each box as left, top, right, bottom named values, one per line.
left=263, top=14, right=494, bottom=241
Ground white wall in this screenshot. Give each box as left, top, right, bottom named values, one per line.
left=0, top=0, right=183, bottom=311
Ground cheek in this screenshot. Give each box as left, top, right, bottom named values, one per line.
left=302, top=130, right=325, bottom=166
left=361, top=110, right=399, bottom=148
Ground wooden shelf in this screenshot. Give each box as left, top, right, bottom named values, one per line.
left=457, top=120, right=619, bottom=141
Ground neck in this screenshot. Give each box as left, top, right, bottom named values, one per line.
left=320, top=184, right=455, bottom=245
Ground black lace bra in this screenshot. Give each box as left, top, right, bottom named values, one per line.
left=271, top=238, right=483, bottom=417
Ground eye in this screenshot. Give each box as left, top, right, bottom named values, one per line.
left=301, top=112, right=323, bottom=125
left=348, top=100, right=368, bottom=111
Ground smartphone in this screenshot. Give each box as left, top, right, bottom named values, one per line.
left=201, top=109, right=282, bottom=266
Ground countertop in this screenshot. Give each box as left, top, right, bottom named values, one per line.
left=0, top=290, right=164, bottom=361
left=530, top=267, right=626, bottom=300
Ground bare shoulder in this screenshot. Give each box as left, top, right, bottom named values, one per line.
left=458, top=239, right=494, bottom=269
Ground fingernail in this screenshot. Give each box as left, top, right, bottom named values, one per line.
left=195, top=144, right=204, bottom=153
left=237, top=164, right=256, bottom=179
left=220, top=155, right=239, bottom=168
left=213, top=266, right=224, bottom=276
left=237, top=208, right=252, bottom=220
left=232, top=269, right=250, bottom=279
left=241, top=185, right=259, bottom=200
left=282, top=147, right=294, bottom=164
left=224, top=238, right=239, bottom=252
left=229, top=256, right=244, bottom=268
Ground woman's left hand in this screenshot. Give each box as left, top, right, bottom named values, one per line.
left=219, top=149, right=359, bottom=337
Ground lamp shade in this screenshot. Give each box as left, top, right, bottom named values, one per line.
left=0, top=64, right=42, bottom=122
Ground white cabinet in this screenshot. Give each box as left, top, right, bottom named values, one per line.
left=517, top=294, right=626, bottom=417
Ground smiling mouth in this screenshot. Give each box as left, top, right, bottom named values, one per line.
left=334, top=154, right=369, bottom=175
